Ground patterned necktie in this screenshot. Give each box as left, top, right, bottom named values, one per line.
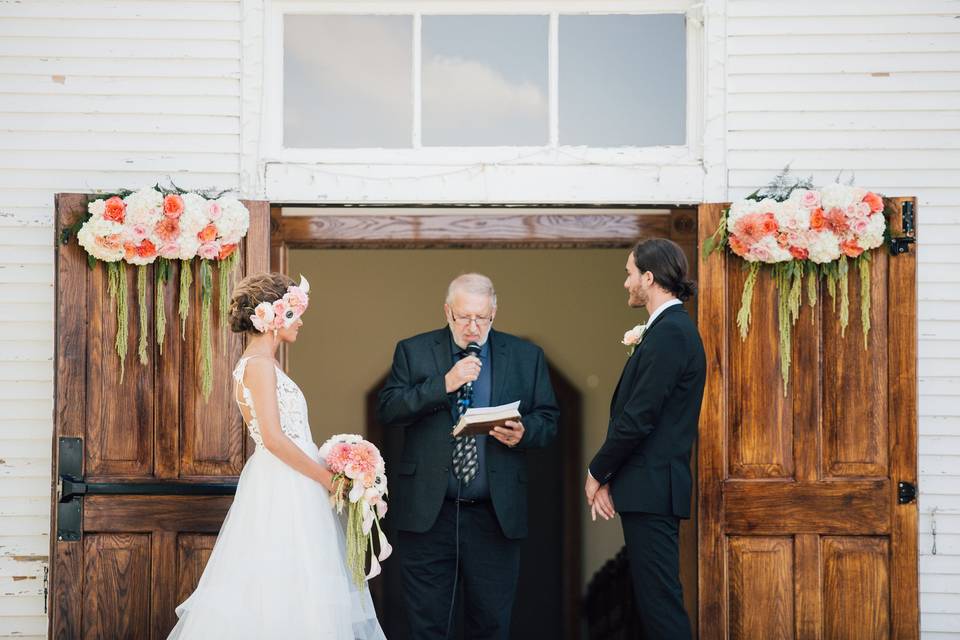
left=451, top=350, right=479, bottom=485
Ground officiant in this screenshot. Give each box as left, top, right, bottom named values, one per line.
left=377, top=273, right=560, bottom=640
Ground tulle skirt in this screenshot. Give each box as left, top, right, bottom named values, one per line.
left=168, top=444, right=385, bottom=640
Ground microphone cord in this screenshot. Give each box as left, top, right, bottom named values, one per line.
left=445, top=479, right=462, bottom=639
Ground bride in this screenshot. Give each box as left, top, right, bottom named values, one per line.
left=168, top=272, right=385, bottom=639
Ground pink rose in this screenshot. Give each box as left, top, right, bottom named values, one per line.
left=129, top=223, right=149, bottom=242
left=197, top=242, right=220, bottom=260
left=283, top=287, right=309, bottom=314
left=856, top=202, right=871, bottom=217
left=751, top=244, right=772, bottom=262
left=158, top=243, right=180, bottom=259
left=207, top=201, right=222, bottom=220
left=851, top=218, right=869, bottom=234
left=799, top=190, right=821, bottom=209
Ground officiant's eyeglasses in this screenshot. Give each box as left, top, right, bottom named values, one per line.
left=449, top=312, right=493, bottom=328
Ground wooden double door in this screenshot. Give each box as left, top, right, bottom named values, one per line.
left=49, top=194, right=270, bottom=639
left=697, top=200, right=919, bottom=639
left=50, top=198, right=918, bottom=638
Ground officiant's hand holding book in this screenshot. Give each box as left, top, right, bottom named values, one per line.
left=452, top=401, right=521, bottom=438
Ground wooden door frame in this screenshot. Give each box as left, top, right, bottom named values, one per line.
left=268, top=203, right=700, bottom=636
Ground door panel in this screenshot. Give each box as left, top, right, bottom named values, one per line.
left=697, top=199, right=918, bottom=639
left=50, top=193, right=270, bottom=639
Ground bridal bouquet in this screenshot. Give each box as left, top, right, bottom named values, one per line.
left=319, top=434, right=392, bottom=587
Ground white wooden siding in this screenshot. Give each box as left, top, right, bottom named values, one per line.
left=0, top=1, right=241, bottom=636
left=726, top=1, right=960, bottom=636
left=1, top=0, right=958, bottom=637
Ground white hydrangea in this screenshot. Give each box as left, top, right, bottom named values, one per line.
left=77, top=217, right=125, bottom=262
left=123, top=188, right=162, bottom=226
left=820, top=184, right=866, bottom=211
left=859, top=213, right=886, bottom=250
left=179, top=192, right=209, bottom=238
left=773, top=199, right=809, bottom=233
left=88, top=199, right=107, bottom=218
left=215, top=197, right=250, bottom=244
left=807, top=230, right=842, bottom=264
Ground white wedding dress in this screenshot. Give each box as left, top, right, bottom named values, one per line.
left=168, top=356, right=386, bottom=640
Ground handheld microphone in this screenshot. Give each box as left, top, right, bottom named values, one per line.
left=464, top=341, right=481, bottom=391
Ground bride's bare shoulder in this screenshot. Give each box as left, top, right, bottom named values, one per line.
left=241, top=355, right=278, bottom=389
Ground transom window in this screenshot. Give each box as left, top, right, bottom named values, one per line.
left=280, top=9, right=688, bottom=150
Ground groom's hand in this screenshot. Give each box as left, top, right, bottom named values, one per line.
left=592, top=485, right=615, bottom=521
left=584, top=472, right=600, bottom=504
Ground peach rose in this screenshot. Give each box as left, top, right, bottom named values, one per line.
left=840, top=239, right=863, bottom=258
left=862, top=191, right=883, bottom=214
left=154, top=217, right=180, bottom=243
left=760, top=213, right=778, bottom=236
left=136, top=239, right=157, bottom=259
left=198, top=223, right=218, bottom=243
left=810, top=208, right=826, bottom=230
left=729, top=234, right=750, bottom=257
left=103, top=196, right=126, bottom=223
left=96, top=233, right=123, bottom=251
left=789, top=246, right=809, bottom=260
left=217, top=243, right=237, bottom=260
left=163, top=194, right=184, bottom=219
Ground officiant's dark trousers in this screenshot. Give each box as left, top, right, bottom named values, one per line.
left=399, top=498, right=521, bottom=640
left=621, top=512, right=692, bottom=640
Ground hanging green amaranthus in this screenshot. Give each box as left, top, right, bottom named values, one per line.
left=858, top=253, right=872, bottom=349
left=737, top=262, right=760, bottom=340
left=838, top=255, right=850, bottom=337
left=218, top=251, right=238, bottom=328
left=155, top=258, right=171, bottom=355
left=137, top=265, right=149, bottom=364
left=199, top=259, right=214, bottom=400
left=179, top=259, right=193, bottom=339
left=107, top=262, right=129, bottom=380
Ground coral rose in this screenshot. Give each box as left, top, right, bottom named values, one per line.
left=862, top=191, right=883, bottom=214
left=163, top=194, right=184, bottom=219
left=198, top=223, right=218, bottom=242
left=218, top=243, right=237, bottom=260
left=840, top=239, right=864, bottom=258
left=103, top=196, right=126, bottom=223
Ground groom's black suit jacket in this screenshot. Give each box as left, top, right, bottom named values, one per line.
left=377, top=328, right=559, bottom=539
left=590, top=304, right=706, bottom=518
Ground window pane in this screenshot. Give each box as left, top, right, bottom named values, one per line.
left=284, top=15, right=413, bottom=148
left=560, top=14, right=686, bottom=147
left=422, top=15, right=548, bottom=146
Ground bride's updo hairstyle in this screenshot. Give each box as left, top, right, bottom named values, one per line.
left=228, top=272, right=295, bottom=334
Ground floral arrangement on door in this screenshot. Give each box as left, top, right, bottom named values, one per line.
left=703, top=171, right=893, bottom=393
left=62, top=185, right=250, bottom=399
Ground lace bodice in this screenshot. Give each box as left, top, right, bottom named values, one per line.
left=233, top=356, right=313, bottom=449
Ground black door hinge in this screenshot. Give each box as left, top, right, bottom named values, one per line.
left=890, top=201, right=916, bottom=255
left=898, top=481, right=917, bottom=505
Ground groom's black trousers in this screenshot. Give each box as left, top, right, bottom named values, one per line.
left=621, top=512, right=692, bottom=640
left=399, top=498, right=521, bottom=640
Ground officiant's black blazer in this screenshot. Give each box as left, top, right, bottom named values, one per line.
left=377, top=328, right=559, bottom=539
left=589, top=304, right=706, bottom=518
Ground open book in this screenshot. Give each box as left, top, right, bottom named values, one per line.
left=452, top=401, right=521, bottom=438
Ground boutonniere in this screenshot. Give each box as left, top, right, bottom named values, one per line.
left=621, top=324, right=646, bottom=356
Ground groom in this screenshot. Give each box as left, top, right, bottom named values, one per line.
left=378, top=273, right=559, bottom=640
left=585, top=238, right=706, bottom=640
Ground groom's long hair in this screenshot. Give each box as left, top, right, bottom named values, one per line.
left=632, top=238, right=696, bottom=301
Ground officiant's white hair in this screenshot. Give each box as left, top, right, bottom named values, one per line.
left=446, top=273, right=497, bottom=308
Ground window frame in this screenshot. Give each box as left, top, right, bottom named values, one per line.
left=262, top=0, right=704, bottom=167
